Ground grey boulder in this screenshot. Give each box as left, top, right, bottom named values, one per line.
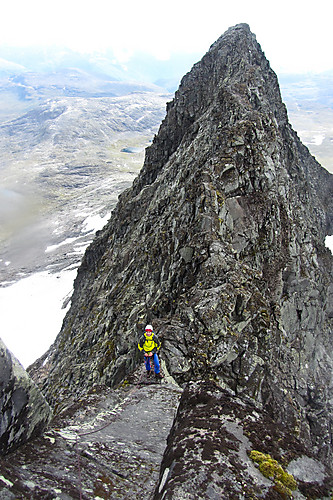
left=0, top=338, right=52, bottom=455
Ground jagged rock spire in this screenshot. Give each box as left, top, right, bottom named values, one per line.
left=134, top=23, right=288, bottom=194
left=31, top=24, right=333, bottom=466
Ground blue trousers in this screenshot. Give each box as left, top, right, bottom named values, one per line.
left=145, top=353, right=160, bottom=374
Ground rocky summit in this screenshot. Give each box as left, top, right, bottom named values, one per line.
left=2, top=23, right=332, bottom=498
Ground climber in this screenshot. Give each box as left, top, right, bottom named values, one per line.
left=138, top=324, right=163, bottom=379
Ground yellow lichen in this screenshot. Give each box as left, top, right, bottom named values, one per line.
left=274, top=480, right=293, bottom=497
left=259, top=458, right=283, bottom=479
left=249, top=450, right=296, bottom=498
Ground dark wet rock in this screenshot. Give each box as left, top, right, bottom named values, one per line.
left=154, top=381, right=333, bottom=499
left=0, top=338, right=52, bottom=455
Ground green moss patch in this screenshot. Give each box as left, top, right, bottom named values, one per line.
left=250, top=450, right=296, bottom=497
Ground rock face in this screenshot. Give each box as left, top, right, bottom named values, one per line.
left=0, top=371, right=182, bottom=499
left=0, top=338, right=52, bottom=455
left=31, top=21, right=333, bottom=488
left=154, top=381, right=333, bottom=499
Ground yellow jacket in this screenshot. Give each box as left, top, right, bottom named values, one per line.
left=138, top=332, right=161, bottom=353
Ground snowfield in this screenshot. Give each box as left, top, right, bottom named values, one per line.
left=0, top=268, right=77, bottom=368
left=0, top=210, right=114, bottom=368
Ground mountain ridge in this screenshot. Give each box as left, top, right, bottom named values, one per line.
left=30, top=23, right=333, bottom=470
left=0, top=23, right=332, bottom=498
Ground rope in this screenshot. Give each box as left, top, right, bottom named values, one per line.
left=75, top=362, right=147, bottom=498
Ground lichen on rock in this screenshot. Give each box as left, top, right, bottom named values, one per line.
left=249, top=450, right=297, bottom=497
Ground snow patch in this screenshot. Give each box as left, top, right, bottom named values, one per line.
left=0, top=269, right=77, bottom=368
left=45, top=237, right=79, bottom=253
left=325, top=235, right=333, bottom=253
left=159, top=468, right=170, bottom=493
left=0, top=475, right=14, bottom=487
left=82, top=212, right=110, bottom=233
left=45, top=213, right=109, bottom=255
left=73, top=243, right=90, bottom=255
left=42, top=354, right=51, bottom=367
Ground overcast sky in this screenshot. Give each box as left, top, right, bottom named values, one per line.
left=1, top=0, right=332, bottom=74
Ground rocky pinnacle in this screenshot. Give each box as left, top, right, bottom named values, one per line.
left=31, top=23, right=333, bottom=473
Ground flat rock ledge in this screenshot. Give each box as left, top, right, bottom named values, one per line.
left=0, top=365, right=182, bottom=499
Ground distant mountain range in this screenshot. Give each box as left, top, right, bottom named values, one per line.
left=0, top=47, right=174, bottom=283
left=0, top=45, right=332, bottom=286
left=0, top=45, right=200, bottom=94
left=0, top=44, right=332, bottom=171
left=279, top=71, right=333, bottom=172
